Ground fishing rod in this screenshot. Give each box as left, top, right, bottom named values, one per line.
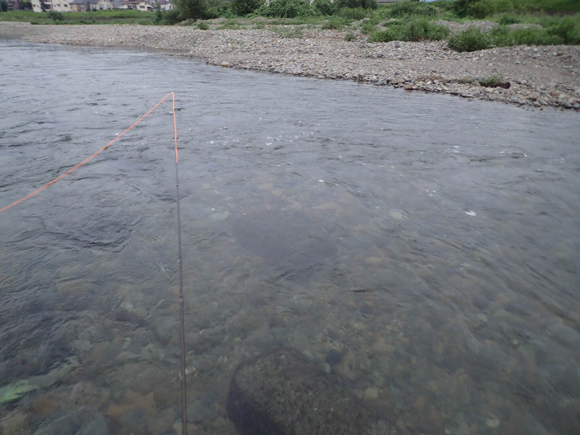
left=0, top=92, right=189, bottom=435
left=172, top=93, right=189, bottom=435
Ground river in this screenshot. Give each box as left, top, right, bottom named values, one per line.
left=1, top=40, right=579, bottom=434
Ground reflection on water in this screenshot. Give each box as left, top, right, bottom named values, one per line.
left=1, top=41, right=579, bottom=434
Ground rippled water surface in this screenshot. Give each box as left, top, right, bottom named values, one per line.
left=1, top=41, right=579, bottom=434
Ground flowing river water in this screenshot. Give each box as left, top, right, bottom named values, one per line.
left=1, top=40, right=579, bottom=435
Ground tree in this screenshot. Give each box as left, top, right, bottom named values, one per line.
left=231, top=0, right=263, bottom=16
left=175, top=0, right=222, bottom=19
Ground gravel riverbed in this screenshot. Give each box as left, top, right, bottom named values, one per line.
left=2, top=21, right=580, bottom=110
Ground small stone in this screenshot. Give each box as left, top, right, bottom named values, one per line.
left=486, top=417, right=500, bottom=428
left=1, top=411, right=28, bottom=435
left=372, top=339, right=393, bottom=354
left=476, top=313, right=488, bottom=323
left=389, top=210, right=404, bottom=220
left=364, top=387, right=379, bottom=399
left=365, top=256, right=382, bottom=266
left=221, top=61, right=229, bottom=67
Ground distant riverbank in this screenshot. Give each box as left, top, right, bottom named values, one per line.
left=2, top=21, right=579, bottom=110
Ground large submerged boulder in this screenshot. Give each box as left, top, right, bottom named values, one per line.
left=226, top=349, right=396, bottom=435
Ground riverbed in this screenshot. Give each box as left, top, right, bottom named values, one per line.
left=1, top=40, right=579, bottom=434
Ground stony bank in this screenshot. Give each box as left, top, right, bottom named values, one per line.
left=1, top=21, right=579, bottom=110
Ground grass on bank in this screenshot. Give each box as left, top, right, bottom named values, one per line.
left=448, top=18, right=580, bottom=51
left=0, top=10, right=156, bottom=25
left=368, top=18, right=450, bottom=43
left=1, top=0, right=579, bottom=51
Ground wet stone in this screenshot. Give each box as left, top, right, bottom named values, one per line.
left=226, top=348, right=394, bottom=434
left=154, top=316, right=179, bottom=344
left=33, top=409, right=92, bottom=435
left=1, top=411, right=28, bottom=435
left=117, top=409, right=149, bottom=434
left=76, top=414, right=109, bottom=435
left=325, top=348, right=345, bottom=366
left=188, top=398, right=215, bottom=424
left=232, top=210, right=336, bottom=280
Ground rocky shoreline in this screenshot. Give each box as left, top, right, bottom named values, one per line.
left=2, top=21, right=580, bottom=110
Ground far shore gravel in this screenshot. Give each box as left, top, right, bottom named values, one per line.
left=2, top=21, right=580, bottom=111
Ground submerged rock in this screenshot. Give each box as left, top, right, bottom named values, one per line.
left=226, top=349, right=395, bottom=435
left=0, top=357, right=79, bottom=404
left=0, top=380, right=37, bottom=404
left=232, top=210, right=336, bottom=280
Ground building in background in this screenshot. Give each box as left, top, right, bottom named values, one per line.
left=31, top=0, right=72, bottom=12
left=156, top=0, right=172, bottom=11
left=69, top=0, right=113, bottom=10
left=120, top=0, right=152, bottom=10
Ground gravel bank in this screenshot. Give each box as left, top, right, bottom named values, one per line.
left=2, top=21, right=580, bottom=110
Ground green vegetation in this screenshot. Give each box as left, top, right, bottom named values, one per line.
left=336, top=7, right=367, bottom=20
left=478, top=73, right=504, bottom=86
left=450, top=19, right=580, bottom=51
left=198, top=21, right=210, bottom=29
left=448, top=27, right=492, bottom=51
left=0, top=10, right=157, bottom=25
left=321, top=16, right=350, bottom=30
left=255, top=0, right=317, bottom=19
left=231, top=0, right=264, bottom=16
left=161, top=9, right=185, bottom=25
left=174, top=0, right=225, bottom=20
left=453, top=0, right=580, bottom=18
left=312, top=0, right=333, bottom=16
left=360, top=19, right=376, bottom=34
left=369, top=18, right=450, bottom=43
left=1, top=0, right=578, bottom=52
left=344, top=32, right=356, bottom=41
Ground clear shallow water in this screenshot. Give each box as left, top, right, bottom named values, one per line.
left=1, top=40, right=579, bottom=434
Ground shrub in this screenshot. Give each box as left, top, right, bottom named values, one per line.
left=369, top=26, right=400, bottom=43
left=334, top=0, right=377, bottom=11
left=468, top=0, right=494, bottom=19
left=322, top=16, right=350, bottom=30
left=256, top=0, right=317, bottom=18
left=162, top=9, right=185, bottom=24
left=478, top=74, right=504, bottom=87
left=486, top=0, right=580, bottom=15
left=337, top=7, right=368, bottom=20
left=453, top=0, right=472, bottom=17
left=547, top=19, right=580, bottom=45
left=47, top=10, right=64, bottom=21
left=344, top=32, right=356, bottom=41
left=388, top=1, right=439, bottom=17
left=360, top=19, right=375, bottom=34
left=154, top=7, right=164, bottom=24
left=231, top=0, right=263, bottom=16
left=448, top=27, right=492, bottom=52
left=312, top=0, right=334, bottom=16
left=198, top=21, right=210, bottom=29
left=453, top=0, right=494, bottom=18
left=490, top=25, right=563, bottom=46
left=370, top=18, right=449, bottom=43
left=403, top=18, right=449, bottom=41
left=498, top=15, right=520, bottom=25
left=175, top=0, right=222, bottom=20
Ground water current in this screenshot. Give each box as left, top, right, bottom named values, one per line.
left=1, top=40, right=579, bottom=434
